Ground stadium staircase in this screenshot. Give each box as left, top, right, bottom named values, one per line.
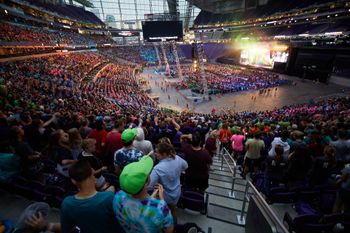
left=204, top=147, right=289, bottom=233
left=206, top=148, right=250, bottom=226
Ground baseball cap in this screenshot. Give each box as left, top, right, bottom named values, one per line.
left=120, top=156, right=154, bottom=195
left=121, top=128, right=138, bottom=143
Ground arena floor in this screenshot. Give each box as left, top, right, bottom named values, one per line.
left=142, top=67, right=349, bottom=114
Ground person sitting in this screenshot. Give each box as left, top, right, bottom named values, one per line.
left=78, top=138, right=113, bottom=192
left=148, top=142, right=188, bottom=221
left=46, top=129, right=75, bottom=177
left=9, top=126, right=43, bottom=180
left=61, top=160, right=124, bottom=233
left=114, top=128, right=143, bottom=175
left=113, top=156, right=174, bottom=233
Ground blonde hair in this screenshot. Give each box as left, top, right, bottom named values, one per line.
left=81, top=138, right=96, bottom=150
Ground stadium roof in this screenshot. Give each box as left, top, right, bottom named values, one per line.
left=191, top=0, right=250, bottom=14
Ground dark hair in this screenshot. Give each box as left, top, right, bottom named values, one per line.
left=122, top=139, right=134, bottom=147
left=157, top=142, right=176, bottom=158
left=69, top=160, right=92, bottom=182
left=191, top=132, right=202, bottom=147
left=114, top=118, right=125, bottom=130
left=281, top=130, right=290, bottom=141
left=275, top=144, right=284, bottom=156
left=95, top=120, right=104, bottom=131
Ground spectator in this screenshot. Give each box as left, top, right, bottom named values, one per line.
left=114, top=156, right=174, bottom=233
left=114, top=128, right=143, bottom=175
left=61, top=160, right=123, bottom=233
left=148, top=142, right=188, bottom=220
left=181, top=133, right=212, bottom=192
left=133, top=127, right=154, bottom=157
left=286, top=144, right=312, bottom=190
left=309, top=145, right=337, bottom=186
left=264, top=144, right=287, bottom=195
left=330, top=129, right=350, bottom=161
left=219, top=123, right=231, bottom=152
left=205, top=130, right=218, bottom=157
left=78, top=139, right=112, bottom=192
left=87, top=120, right=108, bottom=158
left=230, top=130, right=246, bottom=159
left=9, top=126, right=43, bottom=179
left=68, top=128, right=83, bottom=160
left=268, top=130, right=290, bottom=160
left=105, top=118, right=125, bottom=168
left=243, top=132, right=265, bottom=177
left=46, top=129, right=75, bottom=177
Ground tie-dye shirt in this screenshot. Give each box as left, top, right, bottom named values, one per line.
left=114, top=147, right=143, bottom=169
left=113, top=190, right=173, bottom=233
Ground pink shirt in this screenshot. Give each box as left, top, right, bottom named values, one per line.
left=231, top=134, right=245, bottom=151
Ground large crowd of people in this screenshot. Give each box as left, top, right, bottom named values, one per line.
left=178, top=64, right=292, bottom=94
left=1, top=56, right=350, bottom=230
left=0, top=22, right=97, bottom=45
left=83, top=63, right=156, bottom=108
left=0, top=28, right=349, bottom=233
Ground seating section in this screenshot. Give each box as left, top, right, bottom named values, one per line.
left=177, top=64, right=292, bottom=94
left=0, top=22, right=97, bottom=45
left=23, top=0, right=103, bottom=25
left=194, top=0, right=339, bottom=25
left=82, top=63, right=155, bottom=108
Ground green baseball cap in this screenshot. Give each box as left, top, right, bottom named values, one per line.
left=121, top=128, right=137, bottom=143
left=120, top=155, right=154, bottom=195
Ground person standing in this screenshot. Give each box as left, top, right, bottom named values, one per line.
left=181, top=133, right=212, bottom=192
left=148, top=142, right=188, bottom=221
left=61, top=160, right=123, bottom=233
left=114, top=128, right=143, bottom=175
left=243, top=132, right=265, bottom=177
left=113, top=156, right=174, bottom=233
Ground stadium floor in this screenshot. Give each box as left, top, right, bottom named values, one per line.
left=142, top=67, right=349, bottom=114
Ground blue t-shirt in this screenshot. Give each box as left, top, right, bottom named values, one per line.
left=61, top=192, right=123, bottom=233
left=113, top=190, right=173, bottom=233
left=148, top=156, right=188, bottom=204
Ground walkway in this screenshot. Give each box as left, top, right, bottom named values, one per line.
left=142, top=67, right=350, bottom=114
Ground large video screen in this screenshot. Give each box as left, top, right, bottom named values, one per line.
left=240, top=49, right=289, bottom=68
left=142, top=21, right=183, bottom=42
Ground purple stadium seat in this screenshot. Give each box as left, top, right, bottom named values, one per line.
left=178, top=191, right=207, bottom=214
left=45, top=185, right=66, bottom=198
left=103, top=173, right=119, bottom=188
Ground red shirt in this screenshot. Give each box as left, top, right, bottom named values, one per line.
left=219, top=129, right=231, bottom=143
left=87, top=129, right=108, bottom=155
left=105, top=130, right=123, bottom=155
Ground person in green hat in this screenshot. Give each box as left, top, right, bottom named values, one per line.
left=114, top=156, right=174, bottom=233
left=114, top=128, right=144, bottom=175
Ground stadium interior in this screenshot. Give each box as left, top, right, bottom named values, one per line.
left=0, top=0, right=350, bottom=233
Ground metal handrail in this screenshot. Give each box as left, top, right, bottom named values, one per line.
left=243, top=180, right=289, bottom=233
left=217, top=145, right=288, bottom=232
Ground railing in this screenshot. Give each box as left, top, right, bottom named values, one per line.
left=218, top=146, right=288, bottom=233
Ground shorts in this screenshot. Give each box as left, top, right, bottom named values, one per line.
left=244, top=157, right=261, bottom=167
